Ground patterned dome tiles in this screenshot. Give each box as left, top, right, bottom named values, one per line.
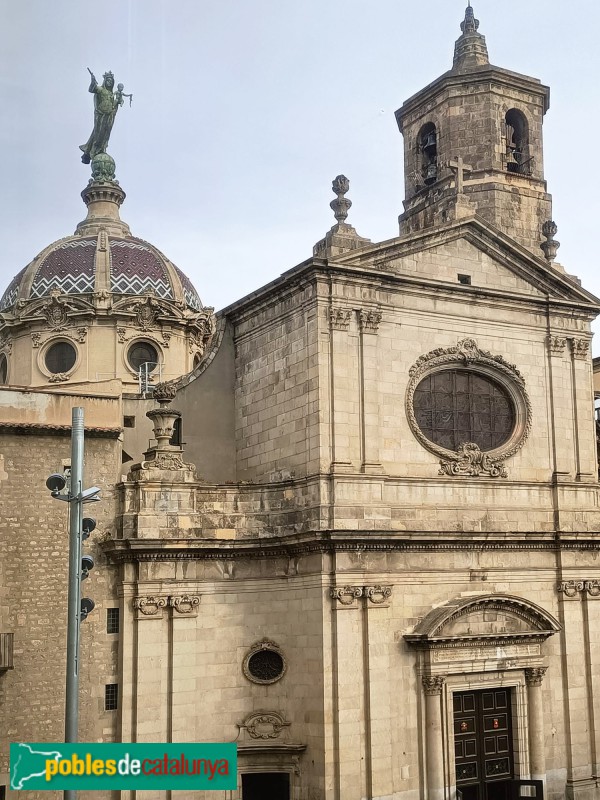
left=0, top=266, right=27, bottom=311
left=30, top=238, right=97, bottom=298
left=110, top=238, right=174, bottom=299
left=173, top=264, right=202, bottom=311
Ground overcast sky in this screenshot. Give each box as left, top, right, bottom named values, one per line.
left=2, top=1, right=599, bottom=342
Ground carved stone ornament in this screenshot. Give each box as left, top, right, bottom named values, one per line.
left=364, top=585, right=393, bottom=605
left=524, top=666, right=548, bottom=687
left=422, top=675, right=445, bottom=695
left=142, top=453, right=186, bottom=471
left=31, top=332, right=41, bottom=348
left=330, top=586, right=364, bottom=606
left=133, top=596, right=167, bottom=616
left=0, top=334, right=13, bottom=354
left=547, top=335, right=567, bottom=357
left=406, top=338, right=532, bottom=478
left=168, top=595, right=200, bottom=615
left=43, top=293, right=69, bottom=329
left=241, top=711, right=291, bottom=740
left=117, top=327, right=127, bottom=344
left=153, top=381, right=177, bottom=404
left=48, top=372, right=70, bottom=383
left=572, top=338, right=590, bottom=361
left=359, top=308, right=382, bottom=334
left=439, top=442, right=508, bottom=478
left=135, top=297, right=159, bottom=330
left=75, top=327, right=87, bottom=343
left=190, top=311, right=216, bottom=355
left=330, top=307, right=352, bottom=331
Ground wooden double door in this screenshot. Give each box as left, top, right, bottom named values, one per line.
left=454, top=688, right=514, bottom=800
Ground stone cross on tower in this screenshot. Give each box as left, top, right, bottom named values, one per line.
left=448, top=156, right=472, bottom=195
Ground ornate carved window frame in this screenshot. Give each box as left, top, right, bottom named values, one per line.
left=406, top=338, right=532, bottom=477
left=242, top=639, right=287, bottom=686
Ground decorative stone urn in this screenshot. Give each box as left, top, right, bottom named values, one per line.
left=145, top=382, right=180, bottom=451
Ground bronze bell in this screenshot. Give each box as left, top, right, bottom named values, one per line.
left=423, top=132, right=436, bottom=150
left=425, top=163, right=437, bottom=184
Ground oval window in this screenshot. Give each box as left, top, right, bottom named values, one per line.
left=413, top=369, right=515, bottom=452
left=127, top=341, right=159, bottom=372
left=45, top=341, right=77, bottom=374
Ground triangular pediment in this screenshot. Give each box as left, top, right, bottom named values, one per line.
left=333, top=217, right=600, bottom=308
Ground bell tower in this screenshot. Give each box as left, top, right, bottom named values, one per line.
left=395, top=4, right=553, bottom=257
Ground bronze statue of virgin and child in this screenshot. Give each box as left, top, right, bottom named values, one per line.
left=80, top=68, right=132, bottom=165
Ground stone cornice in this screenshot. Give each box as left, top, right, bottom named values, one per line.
left=101, top=531, right=600, bottom=564
left=396, top=65, right=550, bottom=128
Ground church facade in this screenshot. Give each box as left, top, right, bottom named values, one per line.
left=1, top=7, right=600, bottom=800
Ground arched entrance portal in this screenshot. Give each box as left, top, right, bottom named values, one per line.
left=405, top=594, right=560, bottom=800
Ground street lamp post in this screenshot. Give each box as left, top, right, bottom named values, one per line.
left=46, top=407, right=100, bottom=800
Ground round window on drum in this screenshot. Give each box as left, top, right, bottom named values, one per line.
left=45, top=341, right=77, bottom=375
left=127, top=341, right=159, bottom=373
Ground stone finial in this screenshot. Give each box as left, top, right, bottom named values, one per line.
left=541, top=220, right=560, bottom=262
left=453, top=3, right=489, bottom=71
left=313, top=175, right=371, bottom=258
left=153, top=381, right=177, bottom=406
left=461, top=3, right=479, bottom=34
left=330, top=175, right=352, bottom=224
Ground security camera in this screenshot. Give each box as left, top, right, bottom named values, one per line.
left=46, top=473, right=66, bottom=494
left=81, top=555, right=94, bottom=580
left=80, top=598, right=95, bottom=621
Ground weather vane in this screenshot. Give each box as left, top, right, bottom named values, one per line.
left=80, top=68, right=132, bottom=166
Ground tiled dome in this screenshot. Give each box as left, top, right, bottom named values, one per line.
left=0, top=233, right=203, bottom=312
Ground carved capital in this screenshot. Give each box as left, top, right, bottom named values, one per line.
left=133, top=596, right=167, bottom=617
left=330, top=307, right=352, bottom=331
left=422, top=675, right=445, bottom=695
left=364, top=585, right=392, bottom=605
left=330, top=586, right=363, bottom=606
left=557, top=581, right=584, bottom=598
left=168, top=595, right=200, bottom=615
left=572, top=338, right=590, bottom=361
left=359, top=308, right=382, bottom=334
left=584, top=580, right=600, bottom=598
left=525, top=666, right=548, bottom=687
left=547, top=335, right=567, bottom=357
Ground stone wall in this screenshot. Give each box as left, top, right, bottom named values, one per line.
left=0, top=431, right=121, bottom=799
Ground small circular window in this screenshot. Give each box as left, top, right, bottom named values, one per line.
left=0, top=354, right=7, bottom=384
left=243, top=640, right=286, bottom=685
left=128, top=341, right=159, bottom=372
left=45, top=341, right=77, bottom=374
left=413, top=369, right=515, bottom=452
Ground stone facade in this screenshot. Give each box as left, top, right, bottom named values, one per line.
left=2, top=6, right=600, bottom=800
